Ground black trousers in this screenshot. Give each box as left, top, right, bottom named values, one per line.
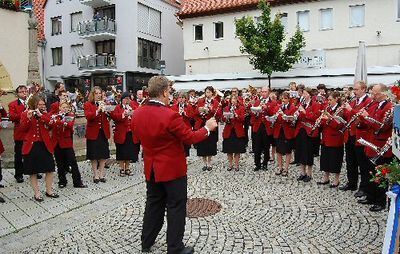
left=251, top=124, right=270, bottom=168
left=355, top=145, right=370, bottom=192
left=54, top=145, right=83, bottom=186
left=14, top=140, right=24, bottom=179
left=141, top=174, right=187, bottom=254
left=345, top=136, right=359, bottom=188
left=313, top=135, right=320, bottom=156
left=365, top=157, right=392, bottom=206
left=0, top=160, right=2, bottom=182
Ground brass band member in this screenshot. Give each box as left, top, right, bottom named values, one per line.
left=294, top=88, right=322, bottom=182
left=358, top=84, right=393, bottom=212
left=84, top=86, right=111, bottom=183
left=340, top=81, right=374, bottom=199
left=222, top=95, right=246, bottom=171
left=171, top=92, right=193, bottom=157
left=318, top=91, right=345, bottom=188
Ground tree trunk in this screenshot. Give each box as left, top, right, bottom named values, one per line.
left=268, top=75, right=271, bottom=89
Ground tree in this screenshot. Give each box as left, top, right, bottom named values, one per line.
left=235, top=0, right=306, bottom=89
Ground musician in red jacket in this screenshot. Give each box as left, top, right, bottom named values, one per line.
left=357, top=84, right=393, bottom=212
left=21, top=95, right=58, bottom=201
left=194, top=86, right=220, bottom=171
left=51, top=101, right=86, bottom=189
left=171, top=93, right=192, bottom=157
left=110, top=92, right=140, bottom=176
left=132, top=76, right=217, bottom=254
left=250, top=87, right=276, bottom=171
left=339, top=81, right=375, bottom=199
left=294, top=88, right=321, bottom=182
left=317, top=91, right=345, bottom=188
left=84, top=86, right=111, bottom=184
left=273, top=91, right=297, bottom=176
left=221, top=95, right=246, bottom=171
left=8, top=85, right=28, bottom=183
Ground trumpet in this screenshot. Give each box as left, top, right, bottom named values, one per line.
left=266, top=108, right=283, bottom=128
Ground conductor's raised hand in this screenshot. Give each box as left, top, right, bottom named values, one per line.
left=205, top=117, right=218, bottom=131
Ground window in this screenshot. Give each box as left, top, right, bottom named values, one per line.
left=193, top=25, right=203, bottom=41
left=138, top=3, right=161, bottom=38
left=350, top=5, right=365, bottom=27
left=138, top=38, right=161, bottom=69
left=51, top=16, right=62, bottom=35
left=70, top=12, right=82, bottom=32
left=297, top=11, right=310, bottom=32
left=52, top=47, right=63, bottom=66
left=94, top=6, right=115, bottom=20
left=320, top=8, right=333, bottom=30
left=397, top=0, right=400, bottom=20
left=279, top=13, right=288, bottom=32
left=71, top=44, right=83, bottom=64
left=214, top=22, right=224, bottom=39
left=95, top=40, right=115, bottom=55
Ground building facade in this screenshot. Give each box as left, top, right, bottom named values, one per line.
left=43, top=0, right=185, bottom=93
left=175, top=0, right=400, bottom=89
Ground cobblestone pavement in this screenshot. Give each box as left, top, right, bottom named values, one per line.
left=0, top=148, right=387, bottom=254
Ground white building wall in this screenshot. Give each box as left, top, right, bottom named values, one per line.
left=182, top=0, right=400, bottom=75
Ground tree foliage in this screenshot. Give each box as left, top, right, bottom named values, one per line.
left=235, top=0, right=306, bottom=88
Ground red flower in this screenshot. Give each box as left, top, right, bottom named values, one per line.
left=381, top=168, right=391, bottom=176
left=374, top=178, right=381, bottom=184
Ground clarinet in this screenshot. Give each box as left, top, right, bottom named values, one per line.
left=339, top=100, right=374, bottom=134
left=370, top=137, right=393, bottom=165
left=375, top=107, right=394, bottom=135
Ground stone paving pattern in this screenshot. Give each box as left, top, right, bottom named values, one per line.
left=0, top=147, right=387, bottom=254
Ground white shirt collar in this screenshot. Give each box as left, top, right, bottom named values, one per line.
left=149, top=99, right=165, bottom=106
left=331, top=103, right=338, bottom=111
left=357, top=94, right=367, bottom=105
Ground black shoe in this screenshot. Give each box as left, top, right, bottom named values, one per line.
left=93, top=178, right=100, bottom=184
left=339, top=184, right=357, bottom=191
left=105, top=164, right=110, bottom=169
left=254, top=166, right=261, bottom=171
left=16, top=177, right=24, bottom=183
left=289, top=161, right=297, bottom=165
left=369, top=204, right=385, bottom=212
left=45, top=192, right=59, bottom=198
left=99, top=178, right=107, bottom=183
left=0, top=197, right=5, bottom=203
left=317, top=180, right=330, bottom=185
left=0, top=184, right=4, bottom=188
left=202, top=166, right=207, bottom=171
left=34, top=196, right=44, bottom=202
left=207, top=166, right=212, bottom=171
left=354, top=190, right=366, bottom=198
left=74, top=184, right=88, bottom=188
left=227, top=167, right=232, bottom=171
left=141, top=247, right=151, bottom=253
left=37, top=174, right=42, bottom=179
left=58, top=183, right=67, bottom=188
left=303, top=176, right=312, bottom=182
left=357, top=198, right=373, bottom=205
left=180, top=246, right=194, bottom=254
left=297, top=175, right=306, bottom=181
left=329, top=183, right=339, bottom=188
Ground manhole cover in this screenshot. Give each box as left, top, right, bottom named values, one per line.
left=186, top=198, right=222, bottom=218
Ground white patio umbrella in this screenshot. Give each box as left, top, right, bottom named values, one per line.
left=354, top=40, right=367, bottom=84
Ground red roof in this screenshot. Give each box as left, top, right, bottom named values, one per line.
left=178, top=0, right=317, bottom=19
left=33, top=0, right=46, bottom=41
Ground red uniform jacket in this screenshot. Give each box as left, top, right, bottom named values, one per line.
left=0, top=108, right=7, bottom=154
left=320, top=105, right=345, bottom=147
left=171, top=102, right=192, bottom=128
left=84, top=102, right=111, bottom=140
left=110, top=104, right=138, bottom=144
left=250, top=98, right=277, bottom=135
left=273, top=103, right=297, bottom=140
left=8, top=99, right=27, bottom=141
left=294, top=100, right=321, bottom=138
left=343, top=95, right=374, bottom=145
left=20, top=111, right=53, bottom=155
left=359, top=100, right=393, bottom=158
left=130, top=100, right=140, bottom=110
left=222, top=105, right=245, bottom=139
left=50, top=113, right=75, bottom=149
left=132, top=101, right=209, bottom=182
left=194, top=98, right=220, bottom=130
left=49, top=101, right=60, bottom=114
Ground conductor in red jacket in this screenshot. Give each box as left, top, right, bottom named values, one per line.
left=132, top=76, right=217, bottom=254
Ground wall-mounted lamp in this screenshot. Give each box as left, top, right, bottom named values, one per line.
left=204, top=47, right=209, bottom=51
left=376, top=30, right=382, bottom=37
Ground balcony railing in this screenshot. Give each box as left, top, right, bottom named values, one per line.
left=79, top=0, right=111, bottom=8
left=78, top=54, right=116, bottom=72
left=78, top=18, right=116, bottom=41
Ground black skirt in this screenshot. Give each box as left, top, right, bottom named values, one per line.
left=320, top=145, right=344, bottom=173
left=296, top=129, right=314, bottom=166
left=270, top=136, right=276, bottom=147
left=23, top=142, right=55, bottom=175
left=116, top=132, right=140, bottom=162
left=196, top=128, right=218, bottom=156
left=276, top=129, right=294, bottom=155
left=86, top=129, right=110, bottom=160
left=222, top=130, right=246, bottom=154
left=184, top=144, right=190, bottom=157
